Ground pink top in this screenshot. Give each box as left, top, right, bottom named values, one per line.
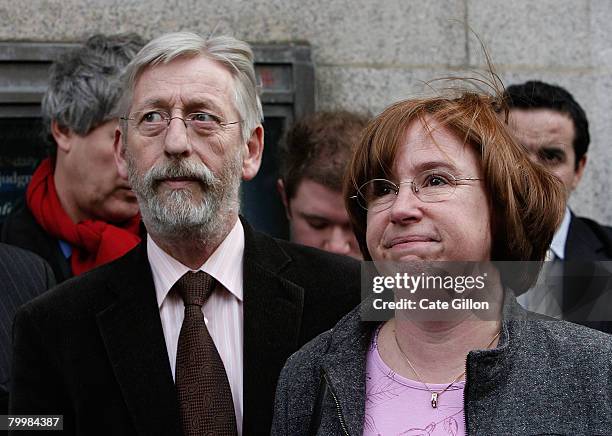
left=364, top=327, right=466, bottom=436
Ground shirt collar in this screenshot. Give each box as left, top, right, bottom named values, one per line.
left=550, top=207, right=571, bottom=260
left=58, top=240, right=72, bottom=259
left=148, top=219, right=245, bottom=308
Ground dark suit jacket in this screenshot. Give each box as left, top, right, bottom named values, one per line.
left=10, top=220, right=361, bottom=435
left=0, top=243, right=55, bottom=414
left=565, top=214, right=612, bottom=261
left=562, top=213, right=612, bottom=333
left=1, top=202, right=72, bottom=283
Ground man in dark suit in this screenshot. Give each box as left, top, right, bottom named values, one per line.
left=10, top=31, right=360, bottom=435
left=506, top=81, right=612, bottom=330
left=0, top=243, right=55, bottom=414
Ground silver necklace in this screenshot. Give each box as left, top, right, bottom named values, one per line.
left=392, top=327, right=501, bottom=408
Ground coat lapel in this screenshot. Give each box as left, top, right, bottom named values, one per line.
left=320, top=310, right=372, bottom=436
left=241, top=219, right=305, bottom=433
left=321, top=341, right=369, bottom=436
left=96, top=243, right=181, bottom=436
left=563, top=215, right=612, bottom=324
left=565, top=214, right=604, bottom=261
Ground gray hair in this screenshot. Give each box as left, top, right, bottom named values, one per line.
left=41, top=33, right=145, bottom=147
left=117, top=31, right=263, bottom=142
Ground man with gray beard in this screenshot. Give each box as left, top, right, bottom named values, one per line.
left=126, top=152, right=241, bottom=241
left=10, top=32, right=360, bottom=436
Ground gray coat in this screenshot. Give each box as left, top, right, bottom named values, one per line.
left=272, top=292, right=612, bottom=435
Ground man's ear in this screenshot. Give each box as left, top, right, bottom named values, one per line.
left=51, top=120, right=73, bottom=153
left=571, top=154, right=587, bottom=191
left=277, top=179, right=292, bottom=219
left=241, top=125, right=264, bottom=181
left=113, top=127, right=129, bottom=180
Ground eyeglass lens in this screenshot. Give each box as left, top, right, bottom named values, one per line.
left=356, top=170, right=457, bottom=211
left=128, top=111, right=229, bottom=139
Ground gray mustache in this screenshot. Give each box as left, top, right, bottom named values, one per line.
left=145, top=159, right=216, bottom=188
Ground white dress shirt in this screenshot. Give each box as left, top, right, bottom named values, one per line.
left=550, top=206, right=572, bottom=260
left=517, top=207, right=571, bottom=318
left=148, top=219, right=244, bottom=435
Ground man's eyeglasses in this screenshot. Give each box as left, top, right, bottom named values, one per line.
left=351, top=169, right=483, bottom=212
left=121, top=110, right=241, bottom=139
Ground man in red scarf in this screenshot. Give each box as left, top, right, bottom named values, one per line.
left=1, top=33, right=145, bottom=282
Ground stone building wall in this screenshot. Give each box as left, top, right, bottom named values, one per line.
left=1, top=0, right=610, bottom=223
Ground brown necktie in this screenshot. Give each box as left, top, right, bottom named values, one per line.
left=174, top=271, right=237, bottom=436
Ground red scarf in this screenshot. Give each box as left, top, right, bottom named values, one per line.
left=26, top=158, right=141, bottom=276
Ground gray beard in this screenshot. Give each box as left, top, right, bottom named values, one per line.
left=126, top=152, right=242, bottom=243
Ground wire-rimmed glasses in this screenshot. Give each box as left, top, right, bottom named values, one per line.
left=351, top=169, right=483, bottom=212
left=120, top=110, right=242, bottom=139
